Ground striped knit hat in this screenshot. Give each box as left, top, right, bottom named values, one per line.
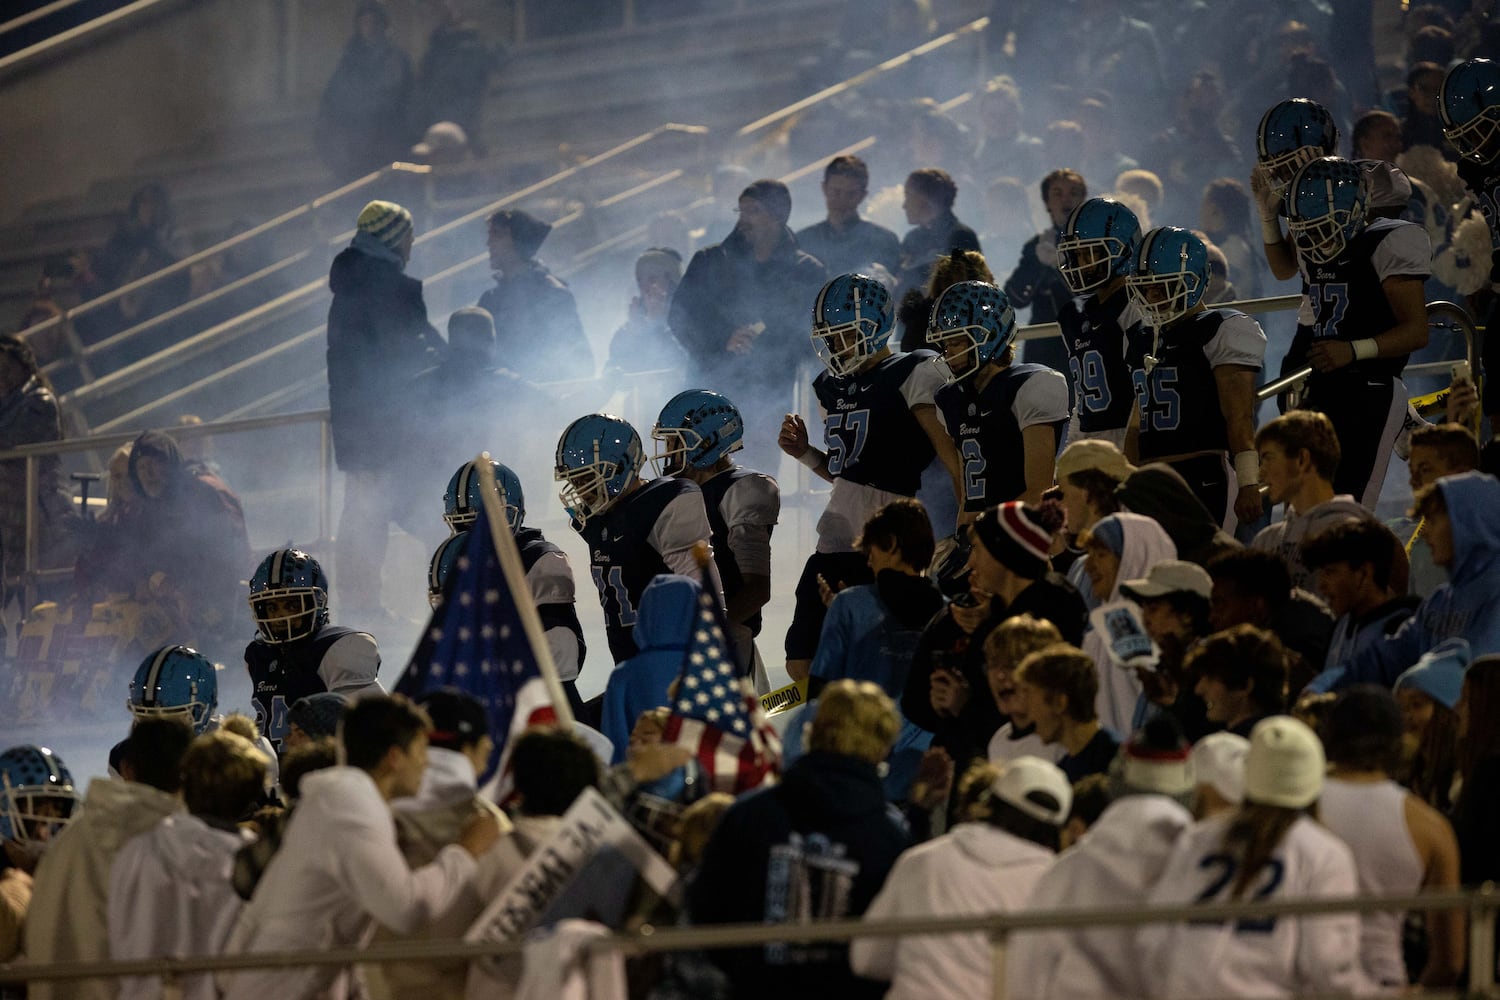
left=973, top=500, right=1060, bottom=580
left=356, top=200, right=414, bottom=251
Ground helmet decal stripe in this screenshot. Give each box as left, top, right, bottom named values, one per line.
left=142, top=645, right=176, bottom=707
left=270, top=547, right=286, bottom=588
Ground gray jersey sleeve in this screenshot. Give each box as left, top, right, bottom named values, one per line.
left=1372, top=223, right=1432, bottom=281
left=527, top=549, right=580, bottom=680
left=1012, top=368, right=1071, bottom=428
left=1204, top=312, right=1267, bottom=370
left=318, top=632, right=384, bottom=698
left=723, top=473, right=781, bottom=578
left=899, top=356, right=946, bottom=408
left=649, top=491, right=727, bottom=604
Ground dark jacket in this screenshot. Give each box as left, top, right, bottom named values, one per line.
left=475, top=260, right=594, bottom=383
left=895, top=210, right=981, bottom=300
left=326, top=242, right=442, bottom=472
left=1115, top=463, right=1242, bottom=567
left=316, top=36, right=414, bottom=178
left=669, top=226, right=827, bottom=383
left=0, top=377, right=74, bottom=578
left=689, top=751, right=907, bottom=1000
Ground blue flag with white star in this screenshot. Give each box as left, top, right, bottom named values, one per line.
left=396, top=501, right=558, bottom=784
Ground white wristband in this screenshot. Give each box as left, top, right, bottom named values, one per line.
left=1351, top=338, right=1379, bottom=361
left=797, top=449, right=823, bottom=471
left=1234, top=450, right=1260, bottom=488
left=1261, top=217, right=1284, bottom=243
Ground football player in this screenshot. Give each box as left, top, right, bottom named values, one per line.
left=1284, top=156, right=1431, bottom=508
left=0, top=745, right=77, bottom=870
left=244, top=548, right=383, bottom=753
left=652, top=390, right=779, bottom=692
left=435, top=458, right=586, bottom=708
left=127, top=644, right=219, bottom=735
left=1055, top=196, right=1145, bottom=449
left=1440, top=58, right=1500, bottom=455
left=928, top=280, right=1069, bottom=509
left=1251, top=97, right=1342, bottom=283
left=555, top=413, right=723, bottom=666
left=777, top=272, right=963, bottom=681
left=1126, top=227, right=1267, bottom=530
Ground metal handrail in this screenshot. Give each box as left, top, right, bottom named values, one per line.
left=0, top=0, right=176, bottom=74
left=0, top=885, right=1492, bottom=987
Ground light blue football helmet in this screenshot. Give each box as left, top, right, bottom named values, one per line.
left=428, top=531, right=469, bottom=609
left=555, top=413, right=645, bottom=526
left=1257, top=98, right=1340, bottom=185
left=1284, top=156, right=1368, bottom=265
left=1440, top=58, right=1500, bottom=164
left=651, top=389, right=745, bottom=475
left=248, top=548, right=330, bottom=644
left=1126, top=227, right=1209, bottom=329
left=128, top=644, right=218, bottom=734
left=444, top=459, right=524, bottom=533
left=811, top=272, right=895, bottom=376
left=926, top=281, right=1017, bottom=380
left=0, top=745, right=78, bottom=849
left=1057, top=197, right=1142, bottom=295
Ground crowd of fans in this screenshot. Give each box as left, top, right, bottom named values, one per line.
left=6, top=0, right=1500, bottom=997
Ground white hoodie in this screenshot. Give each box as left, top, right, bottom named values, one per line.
left=852, top=822, right=1054, bottom=999
left=1006, top=794, right=1193, bottom=1000
left=108, top=813, right=251, bottom=1000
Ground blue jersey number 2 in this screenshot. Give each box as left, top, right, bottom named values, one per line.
left=961, top=439, right=987, bottom=501
left=1191, top=853, right=1285, bottom=933
left=824, top=409, right=871, bottom=476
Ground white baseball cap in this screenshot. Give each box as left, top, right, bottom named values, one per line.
left=1244, top=716, right=1325, bottom=809
left=990, top=755, right=1073, bottom=826
left=1120, top=559, right=1213, bottom=602
left=1191, top=732, right=1250, bottom=805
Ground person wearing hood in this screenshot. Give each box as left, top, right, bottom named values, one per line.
left=476, top=208, right=594, bottom=384
left=1251, top=410, right=1403, bottom=596
left=25, top=718, right=193, bottom=1000
left=601, top=574, right=703, bottom=760
left=1332, top=471, right=1500, bottom=680
left=1077, top=511, right=1178, bottom=734
left=327, top=199, right=445, bottom=620
left=1055, top=439, right=1133, bottom=610
left=1115, top=461, right=1239, bottom=568
left=367, top=689, right=513, bottom=1000
left=0, top=335, right=75, bottom=605
left=669, top=179, right=827, bottom=468
left=689, top=680, right=908, bottom=1000
left=1005, top=716, right=1198, bottom=1000
left=852, top=756, right=1070, bottom=999
left=77, top=428, right=250, bottom=653
left=316, top=1, right=414, bottom=180
left=107, top=730, right=269, bottom=1000
left=1301, top=519, right=1421, bottom=691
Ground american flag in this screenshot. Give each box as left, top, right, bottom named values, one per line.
left=395, top=498, right=557, bottom=785
left=661, top=583, right=781, bottom=794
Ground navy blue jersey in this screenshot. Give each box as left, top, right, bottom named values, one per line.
left=1057, top=288, right=1140, bottom=433
left=1129, top=309, right=1265, bottom=460
left=935, top=364, right=1068, bottom=510
left=244, top=624, right=369, bottom=752
left=812, top=350, right=941, bottom=496
left=516, top=525, right=586, bottom=668
left=1303, top=218, right=1431, bottom=381
left=1458, top=158, right=1500, bottom=284
left=580, top=476, right=703, bottom=663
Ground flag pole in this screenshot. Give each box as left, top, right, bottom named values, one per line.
left=474, top=453, right=576, bottom=728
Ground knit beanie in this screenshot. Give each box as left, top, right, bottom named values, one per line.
left=288, top=692, right=347, bottom=741
left=1244, top=715, right=1325, bottom=809
left=1394, top=638, right=1471, bottom=710
left=490, top=209, right=552, bottom=260
left=418, top=688, right=489, bottom=751
left=973, top=500, right=1061, bottom=580
left=1115, top=714, right=1194, bottom=797
left=1191, top=732, right=1249, bottom=805
left=740, top=179, right=793, bottom=224
left=356, top=200, right=413, bottom=252
left=447, top=306, right=495, bottom=345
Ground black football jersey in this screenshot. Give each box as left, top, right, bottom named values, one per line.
left=244, top=624, right=366, bottom=752
left=1128, top=309, right=1265, bottom=460
left=812, top=350, right=941, bottom=496
left=935, top=364, right=1068, bottom=510
left=1057, top=288, right=1140, bottom=434
left=516, top=525, right=586, bottom=669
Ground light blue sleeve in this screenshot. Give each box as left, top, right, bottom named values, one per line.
left=600, top=670, right=632, bottom=764
left=809, top=590, right=855, bottom=681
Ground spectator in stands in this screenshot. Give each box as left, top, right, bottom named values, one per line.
left=107, top=729, right=268, bottom=1000
left=1144, top=76, right=1243, bottom=224
left=1301, top=520, right=1421, bottom=690
left=1206, top=549, right=1332, bottom=692
left=1202, top=239, right=1237, bottom=305
left=1199, top=178, right=1260, bottom=300
left=1115, top=462, right=1240, bottom=569
left=981, top=177, right=1034, bottom=261
left=984, top=615, right=1066, bottom=765
left=795, top=156, right=901, bottom=278
left=895, top=168, right=981, bottom=300
left=25, top=717, right=192, bottom=1000
left=74, top=183, right=190, bottom=338
left=1453, top=656, right=1500, bottom=891
left=1190, top=731, right=1248, bottom=819
left=896, top=248, right=993, bottom=353
left=1190, top=625, right=1288, bottom=738
left=604, top=248, right=687, bottom=377
left=477, top=208, right=594, bottom=383
left=1390, top=424, right=1479, bottom=598
left=1003, top=168, right=1085, bottom=370
left=221, top=695, right=500, bottom=1000
left=0, top=336, right=75, bottom=608
left=327, top=200, right=444, bottom=620
left=689, top=680, right=908, bottom=1000
left=1054, top=441, right=1131, bottom=608
left=1113, top=169, right=1163, bottom=229
left=972, top=77, right=1044, bottom=189
left=853, top=756, right=1070, bottom=999
left=316, top=1, right=415, bottom=180
left=1395, top=641, right=1466, bottom=813
left=1403, top=62, right=1453, bottom=157
left=412, top=0, right=497, bottom=152
left=76, top=429, right=250, bottom=653
left=1119, top=560, right=1216, bottom=741
left=669, top=179, right=825, bottom=468
left=1320, top=686, right=1464, bottom=990
left=1354, top=110, right=1405, bottom=164
left=1014, top=643, right=1120, bottom=782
